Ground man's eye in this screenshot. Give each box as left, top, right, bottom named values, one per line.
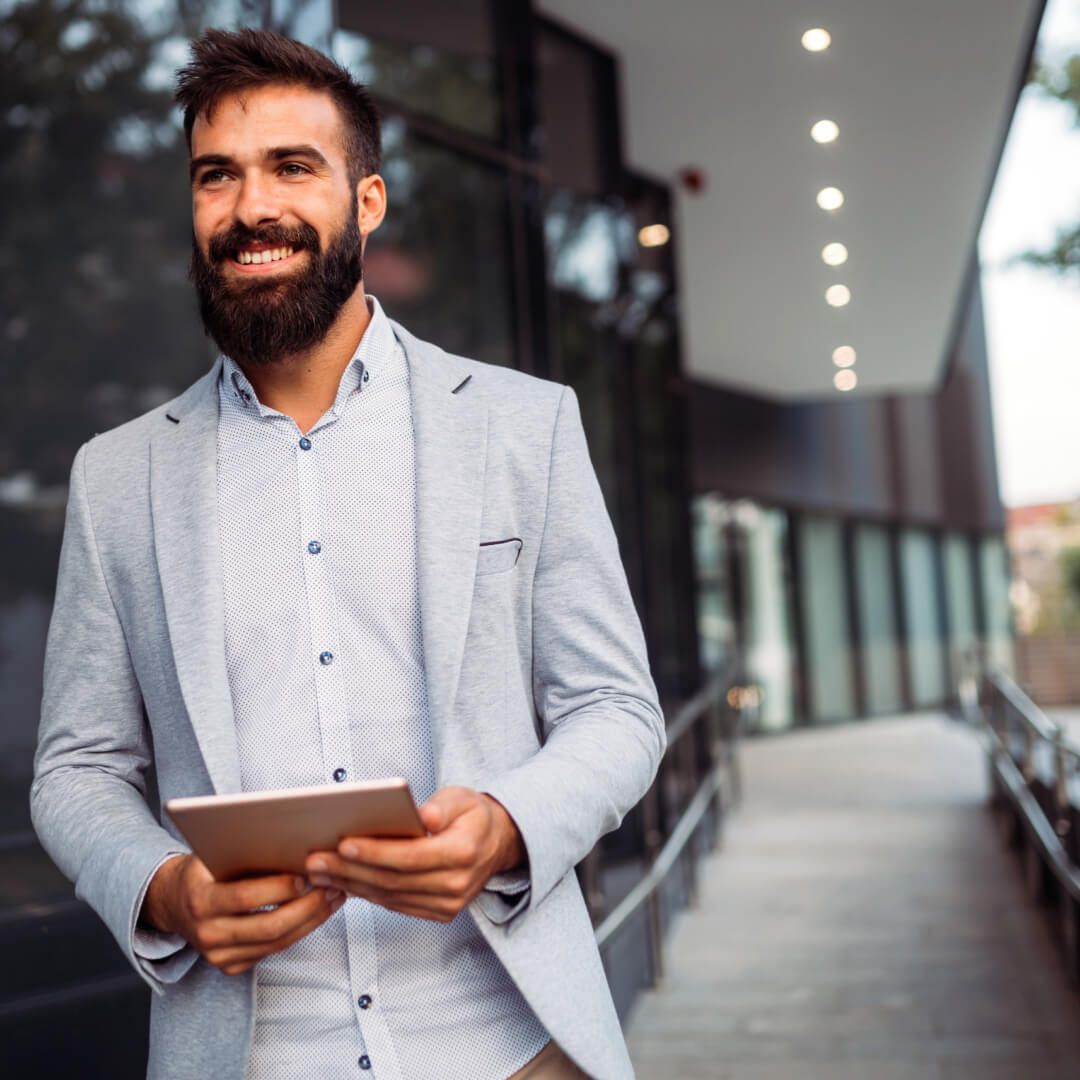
left=198, top=170, right=227, bottom=185
left=281, top=163, right=309, bottom=177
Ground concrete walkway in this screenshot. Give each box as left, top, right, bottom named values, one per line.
left=625, top=714, right=1080, bottom=1079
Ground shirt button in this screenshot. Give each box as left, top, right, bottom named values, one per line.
left=358, top=1056, right=372, bottom=1070
left=357, top=994, right=372, bottom=1010
left=299, top=436, right=312, bottom=450
left=333, top=767, right=347, bottom=783
left=319, top=650, right=334, bottom=665
left=308, top=540, right=322, bottom=555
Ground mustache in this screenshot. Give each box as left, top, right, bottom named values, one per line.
left=208, top=222, right=321, bottom=264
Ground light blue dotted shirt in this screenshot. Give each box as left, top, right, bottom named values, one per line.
left=216, top=298, right=549, bottom=1079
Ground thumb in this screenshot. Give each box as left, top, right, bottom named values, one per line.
left=419, top=786, right=476, bottom=834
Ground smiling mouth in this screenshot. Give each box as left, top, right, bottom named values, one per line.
left=231, top=245, right=299, bottom=266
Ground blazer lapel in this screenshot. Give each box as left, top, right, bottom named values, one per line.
left=394, top=322, right=489, bottom=772
left=149, top=360, right=243, bottom=795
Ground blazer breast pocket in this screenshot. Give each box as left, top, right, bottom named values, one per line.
left=476, top=537, right=523, bottom=577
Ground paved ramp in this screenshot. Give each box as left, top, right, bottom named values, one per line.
left=625, top=714, right=1080, bottom=1079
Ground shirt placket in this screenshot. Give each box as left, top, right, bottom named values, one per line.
left=294, top=421, right=403, bottom=1080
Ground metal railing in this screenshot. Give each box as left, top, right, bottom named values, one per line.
left=978, top=671, right=1080, bottom=983
left=588, top=665, right=743, bottom=986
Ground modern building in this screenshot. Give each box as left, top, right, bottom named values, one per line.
left=0, top=0, right=1044, bottom=1071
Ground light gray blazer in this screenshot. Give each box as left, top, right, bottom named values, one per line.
left=31, top=321, right=665, bottom=1080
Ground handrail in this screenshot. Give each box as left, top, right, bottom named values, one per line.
left=979, top=672, right=1080, bottom=971
left=995, top=672, right=1062, bottom=747
left=590, top=666, right=741, bottom=982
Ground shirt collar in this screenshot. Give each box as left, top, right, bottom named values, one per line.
left=219, top=294, right=396, bottom=418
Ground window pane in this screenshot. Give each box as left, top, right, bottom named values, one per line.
left=944, top=534, right=979, bottom=688
left=537, top=24, right=614, bottom=195
left=901, top=529, right=947, bottom=706
left=366, top=120, right=516, bottom=366
left=854, top=524, right=903, bottom=714
left=335, top=1, right=500, bottom=140
left=740, top=504, right=796, bottom=732
left=543, top=191, right=633, bottom=522
left=798, top=516, right=854, bottom=722
left=693, top=496, right=733, bottom=674
left=980, top=535, right=1015, bottom=676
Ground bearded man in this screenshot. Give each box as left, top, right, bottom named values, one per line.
left=32, top=27, right=663, bottom=1080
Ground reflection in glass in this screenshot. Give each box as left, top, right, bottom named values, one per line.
left=980, top=536, right=1015, bottom=676
left=798, top=516, right=854, bottom=722
left=334, top=0, right=499, bottom=140
left=901, top=529, right=947, bottom=706
left=365, top=119, right=515, bottom=365
left=944, top=534, right=979, bottom=690
left=740, top=504, right=796, bottom=732
left=854, top=524, right=903, bottom=714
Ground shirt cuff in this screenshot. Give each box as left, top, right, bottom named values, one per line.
left=130, top=851, right=198, bottom=986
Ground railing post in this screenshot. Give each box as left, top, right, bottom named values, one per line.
left=1023, top=716, right=1037, bottom=787
left=641, top=784, right=665, bottom=986
left=1055, top=726, right=1072, bottom=847
left=679, top=732, right=700, bottom=907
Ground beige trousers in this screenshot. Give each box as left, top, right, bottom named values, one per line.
left=506, top=1040, right=591, bottom=1079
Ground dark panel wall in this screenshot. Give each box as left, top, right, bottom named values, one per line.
left=689, top=274, right=1004, bottom=532
left=937, top=276, right=1006, bottom=531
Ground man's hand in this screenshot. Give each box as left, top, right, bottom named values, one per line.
left=140, top=853, right=345, bottom=975
left=304, top=787, right=526, bottom=923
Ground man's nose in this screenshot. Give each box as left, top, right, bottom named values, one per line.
left=233, top=174, right=283, bottom=228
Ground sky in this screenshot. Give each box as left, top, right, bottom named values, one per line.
left=980, top=0, right=1080, bottom=508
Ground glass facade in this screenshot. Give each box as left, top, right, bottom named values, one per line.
left=853, top=523, right=904, bottom=715
left=739, top=503, right=797, bottom=733
left=900, top=528, right=947, bottom=708
left=944, top=533, right=979, bottom=689
left=797, top=516, right=855, bottom=723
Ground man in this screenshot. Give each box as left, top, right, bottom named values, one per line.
left=32, top=27, right=664, bottom=1080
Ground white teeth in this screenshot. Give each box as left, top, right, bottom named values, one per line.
left=236, top=246, right=294, bottom=265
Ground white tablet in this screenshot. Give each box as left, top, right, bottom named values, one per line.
left=165, top=778, right=426, bottom=881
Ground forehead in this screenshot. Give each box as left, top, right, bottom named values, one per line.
left=190, top=84, right=345, bottom=160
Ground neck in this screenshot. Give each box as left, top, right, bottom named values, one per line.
left=235, top=288, right=372, bottom=434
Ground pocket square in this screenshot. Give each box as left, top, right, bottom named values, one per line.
left=476, top=537, right=523, bottom=576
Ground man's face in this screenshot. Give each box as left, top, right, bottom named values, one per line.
left=188, top=84, right=377, bottom=366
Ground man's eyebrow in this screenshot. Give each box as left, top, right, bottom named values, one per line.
left=266, top=145, right=331, bottom=169
left=189, top=153, right=232, bottom=182
left=189, top=146, right=331, bottom=182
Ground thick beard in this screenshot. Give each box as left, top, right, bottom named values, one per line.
left=189, top=207, right=363, bottom=367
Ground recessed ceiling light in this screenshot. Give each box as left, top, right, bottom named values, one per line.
left=825, top=284, right=851, bottom=307
left=638, top=223, right=670, bottom=248
left=817, top=186, right=844, bottom=211
left=811, top=120, right=839, bottom=144
left=822, top=242, right=848, bottom=266
left=834, top=369, right=858, bottom=392
left=833, top=345, right=856, bottom=367
left=802, top=28, right=831, bottom=52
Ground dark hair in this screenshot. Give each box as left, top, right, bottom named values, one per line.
left=175, top=27, right=381, bottom=184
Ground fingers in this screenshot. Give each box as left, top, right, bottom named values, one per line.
left=418, top=786, right=479, bottom=833
left=194, top=886, right=343, bottom=954
left=195, top=872, right=311, bottom=920
left=328, top=807, right=485, bottom=873
left=209, top=891, right=346, bottom=975
left=307, top=856, right=472, bottom=898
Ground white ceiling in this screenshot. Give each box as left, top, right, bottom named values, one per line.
left=538, top=0, right=1043, bottom=400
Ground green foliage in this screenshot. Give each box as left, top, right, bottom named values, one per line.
left=1062, top=545, right=1080, bottom=607
left=1017, top=57, right=1080, bottom=274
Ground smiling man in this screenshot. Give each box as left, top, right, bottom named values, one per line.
left=31, top=27, right=664, bottom=1080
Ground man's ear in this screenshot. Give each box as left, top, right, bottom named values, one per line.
left=356, top=174, right=387, bottom=239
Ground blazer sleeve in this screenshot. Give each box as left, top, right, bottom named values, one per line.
left=31, top=443, right=197, bottom=992
left=482, top=386, right=666, bottom=922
